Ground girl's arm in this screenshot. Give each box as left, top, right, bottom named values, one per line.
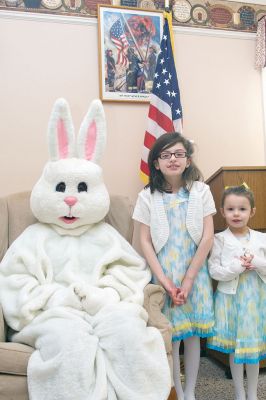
left=241, top=232, right=266, bottom=276
left=251, top=255, right=266, bottom=273
left=208, top=235, right=245, bottom=281
left=139, top=223, right=181, bottom=304
left=181, top=214, right=214, bottom=300
left=244, top=242, right=266, bottom=274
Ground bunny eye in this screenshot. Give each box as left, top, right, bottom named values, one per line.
left=55, top=182, right=66, bottom=192
left=78, top=182, right=88, bottom=192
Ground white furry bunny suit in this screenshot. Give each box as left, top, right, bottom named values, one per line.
left=0, top=99, right=171, bottom=400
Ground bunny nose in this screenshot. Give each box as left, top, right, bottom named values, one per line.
left=64, top=196, right=78, bottom=207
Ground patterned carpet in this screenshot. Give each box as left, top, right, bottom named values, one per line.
left=195, top=356, right=266, bottom=400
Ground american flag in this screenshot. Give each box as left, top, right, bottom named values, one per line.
left=140, top=12, right=183, bottom=183
left=110, top=18, right=129, bottom=67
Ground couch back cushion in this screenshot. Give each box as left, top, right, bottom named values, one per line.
left=0, top=196, right=8, bottom=262
left=7, top=192, right=37, bottom=249
left=0, top=192, right=134, bottom=262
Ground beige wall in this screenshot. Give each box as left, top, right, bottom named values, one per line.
left=0, top=12, right=265, bottom=203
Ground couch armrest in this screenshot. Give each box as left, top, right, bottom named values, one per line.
left=0, top=303, right=6, bottom=342
left=143, top=284, right=172, bottom=354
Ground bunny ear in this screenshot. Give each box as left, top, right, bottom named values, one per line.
left=47, top=98, right=75, bottom=161
left=77, top=99, right=106, bottom=163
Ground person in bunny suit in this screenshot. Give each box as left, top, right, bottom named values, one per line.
left=0, top=99, right=171, bottom=400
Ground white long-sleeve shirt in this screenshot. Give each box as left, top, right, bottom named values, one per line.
left=208, top=228, right=266, bottom=294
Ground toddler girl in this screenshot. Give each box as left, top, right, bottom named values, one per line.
left=208, top=184, right=266, bottom=400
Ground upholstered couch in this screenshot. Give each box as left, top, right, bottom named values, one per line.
left=0, top=192, right=175, bottom=400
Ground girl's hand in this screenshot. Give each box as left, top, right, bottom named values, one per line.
left=240, top=254, right=254, bottom=269
left=161, top=277, right=181, bottom=304
left=173, top=289, right=185, bottom=306
left=245, top=263, right=256, bottom=270
left=180, top=276, right=194, bottom=303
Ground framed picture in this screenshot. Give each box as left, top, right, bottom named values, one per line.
left=98, top=5, right=163, bottom=103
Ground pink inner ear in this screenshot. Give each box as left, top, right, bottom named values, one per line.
left=85, top=120, right=97, bottom=160
left=57, top=118, right=68, bottom=159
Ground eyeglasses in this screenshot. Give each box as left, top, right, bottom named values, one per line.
left=159, top=151, right=187, bottom=160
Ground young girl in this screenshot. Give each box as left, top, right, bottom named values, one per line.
left=133, top=132, right=216, bottom=400
left=207, top=185, right=266, bottom=400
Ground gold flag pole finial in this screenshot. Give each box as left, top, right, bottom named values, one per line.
left=163, top=2, right=175, bottom=56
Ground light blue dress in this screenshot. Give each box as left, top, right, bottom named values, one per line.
left=156, top=188, right=214, bottom=342
left=207, top=234, right=266, bottom=364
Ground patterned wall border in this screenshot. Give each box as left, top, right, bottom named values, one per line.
left=0, top=0, right=265, bottom=32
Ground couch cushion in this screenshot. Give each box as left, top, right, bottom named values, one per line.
left=105, top=195, right=134, bottom=243
left=7, top=192, right=37, bottom=246
left=0, top=197, right=8, bottom=263
left=0, top=343, right=33, bottom=376
left=0, top=374, right=28, bottom=400
left=0, top=305, right=5, bottom=342
left=144, top=284, right=172, bottom=354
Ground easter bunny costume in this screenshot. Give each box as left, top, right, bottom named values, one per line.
left=0, top=99, right=171, bottom=400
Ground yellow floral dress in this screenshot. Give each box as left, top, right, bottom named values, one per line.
left=156, top=188, right=214, bottom=342
left=207, top=234, right=266, bottom=363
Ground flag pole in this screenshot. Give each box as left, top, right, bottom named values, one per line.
left=164, top=0, right=175, bottom=57
left=139, top=0, right=183, bottom=184
left=121, top=13, right=145, bottom=61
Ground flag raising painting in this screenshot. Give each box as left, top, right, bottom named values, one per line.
left=98, top=5, right=163, bottom=102
left=140, top=11, right=183, bottom=183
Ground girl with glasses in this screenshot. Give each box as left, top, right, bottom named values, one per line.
left=133, top=132, right=216, bottom=400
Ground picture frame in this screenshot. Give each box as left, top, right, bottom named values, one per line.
left=98, top=5, right=163, bottom=103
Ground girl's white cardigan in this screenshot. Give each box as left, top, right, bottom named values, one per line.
left=133, top=181, right=216, bottom=254
left=208, top=228, right=266, bottom=294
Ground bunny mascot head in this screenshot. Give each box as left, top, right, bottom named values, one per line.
left=0, top=98, right=171, bottom=400
left=31, top=98, right=110, bottom=231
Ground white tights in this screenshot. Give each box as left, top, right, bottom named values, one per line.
left=172, top=336, right=201, bottom=400
left=229, top=353, right=259, bottom=400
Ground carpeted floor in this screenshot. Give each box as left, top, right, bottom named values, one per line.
left=195, top=356, right=266, bottom=399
